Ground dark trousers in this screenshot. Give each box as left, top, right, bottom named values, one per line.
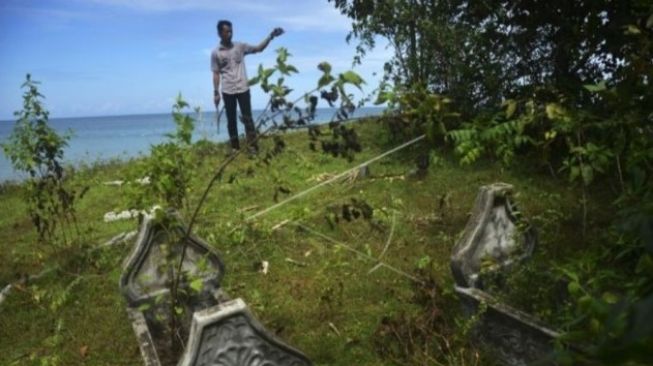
left=222, top=90, right=256, bottom=150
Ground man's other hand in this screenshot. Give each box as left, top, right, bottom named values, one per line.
left=214, top=94, right=221, bottom=107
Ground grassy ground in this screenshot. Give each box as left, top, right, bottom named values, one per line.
left=0, top=117, right=606, bottom=365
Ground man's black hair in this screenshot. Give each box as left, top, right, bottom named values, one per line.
left=217, top=20, right=232, bottom=33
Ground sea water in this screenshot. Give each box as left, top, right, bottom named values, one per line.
left=0, top=107, right=383, bottom=182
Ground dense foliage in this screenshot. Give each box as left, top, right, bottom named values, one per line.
left=332, top=0, right=651, bottom=112
left=332, top=0, right=653, bottom=363
left=2, top=75, right=85, bottom=247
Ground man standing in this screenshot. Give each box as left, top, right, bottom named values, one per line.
left=211, top=20, right=284, bottom=154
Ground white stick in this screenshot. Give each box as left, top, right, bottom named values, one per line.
left=246, top=134, right=425, bottom=222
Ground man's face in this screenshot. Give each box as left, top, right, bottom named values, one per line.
left=219, top=25, right=233, bottom=43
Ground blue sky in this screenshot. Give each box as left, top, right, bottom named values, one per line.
left=0, top=0, right=390, bottom=119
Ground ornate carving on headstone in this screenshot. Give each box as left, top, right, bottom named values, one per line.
left=119, top=210, right=225, bottom=307
left=450, top=183, right=536, bottom=288
left=178, top=298, right=312, bottom=366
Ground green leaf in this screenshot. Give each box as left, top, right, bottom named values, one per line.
left=278, top=63, right=289, bottom=75
left=276, top=47, right=289, bottom=64
left=318, top=74, right=335, bottom=89
left=365, top=244, right=372, bottom=257
left=416, top=255, right=431, bottom=269
left=261, top=80, right=270, bottom=93
left=636, top=254, right=653, bottom=274
left=271, top=85, right=286, bottom=97
left=257, top=64, right=275, bottom=82
left=602, top=292, right=619, bottom=304
left=197, top=256, right=209, bottom=272
left=286, top=65, right=298, bottom=74
left=503, top=99, right=517, bottom=119
left=624, top=24, right=641, bottom=35
left=561, top=268, right=579, bottom=282
left=175, top=93, right=189, bottom=109
left=248, top=76, right=260, bottom=86
left=339, top=71, right=365, bottom=90
left=317, top=62, right=332, bottom=74
left=263, top=68, right=275, bottom=78
left=545, top=103, right=565, bottom=120
left=583, top=81, right=607, bottom=93
left=375, top=90, right=395, bottom=105
left=190, top=278, right=203, bottom=293
left=569, top=166, right=580, bottom=182
left=568, top=281, right=582, bottom=296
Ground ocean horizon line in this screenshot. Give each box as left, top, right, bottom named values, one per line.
left=0, top=106, right=385, bottom=182
left=0, top=106, right=385, bottom=124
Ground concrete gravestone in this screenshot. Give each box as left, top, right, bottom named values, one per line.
left=451, top=183, right=536, bottom=288
left=119, top=210, right=312, bottom=366
left=450, top=183, right=562, bottom=366
left=120, top=210, right=225, bottom=307
left=178, top=299, right=312, bottom=366
left=119, top=210, right=226, bottom=366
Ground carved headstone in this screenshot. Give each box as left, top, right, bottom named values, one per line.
left=450, top=183, right=536, bottom=288
left=119, top=210, right=225, bottom=307
left=178, top=298, right=312, bottom=366
left=450, top=183, right=562, bottom=365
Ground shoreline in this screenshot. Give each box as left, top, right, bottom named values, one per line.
left=0, top=108, right=384, bottom=182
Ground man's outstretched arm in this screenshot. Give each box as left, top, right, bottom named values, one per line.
left=251, top=27, right=284, bottom=53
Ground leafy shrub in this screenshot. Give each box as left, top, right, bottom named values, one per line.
left=2, top=74, right=85, bottom=246
left=129, top=94, right=197, bottom=211
left=376, top=83, right=460, bottom=144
